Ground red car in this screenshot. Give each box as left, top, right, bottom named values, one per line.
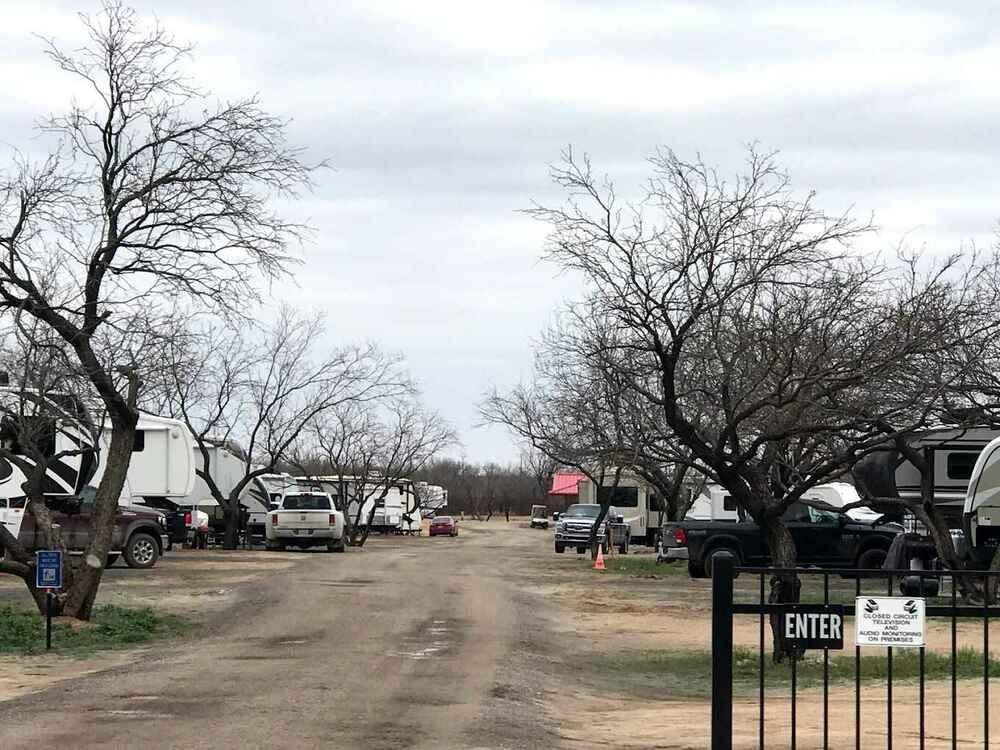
left=429, top=515, right=458, bottom=537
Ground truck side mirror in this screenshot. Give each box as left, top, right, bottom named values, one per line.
left=615, top=514, right=624, bottom=523
left=552, top=512, right=560, bottom=521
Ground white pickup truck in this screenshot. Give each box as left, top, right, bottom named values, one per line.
left=265, top=491, right=346, bottom=552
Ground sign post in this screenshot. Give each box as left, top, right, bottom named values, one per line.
left=855, top=597, right=926, bottom=647
left=35, top=550, right=63, bottom=651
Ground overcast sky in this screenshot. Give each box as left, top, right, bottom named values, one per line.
left=2, top=1, right=999, bottom=462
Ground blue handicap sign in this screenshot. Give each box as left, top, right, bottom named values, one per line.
left=35, top=550, right=63, bottom=590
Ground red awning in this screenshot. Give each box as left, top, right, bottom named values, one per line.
left=549, top=472, right=585, bottom=496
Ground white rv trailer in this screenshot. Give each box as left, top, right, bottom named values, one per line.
left=98, top=413, right=196, bottom=500
left=415, top=482, right=448, bottom=515
left=892, top=427, right=999, bottom=517
left=0, top=390, right=195, bottom=505
left=682, top=481, right=878, bottom=523
left=962, top=434, right=1000, bottom=562
left=577, top=472, right=668, bottom=546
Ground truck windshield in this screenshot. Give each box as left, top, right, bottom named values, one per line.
left=282, top=495, right=331, bottom=511
left=563, top=505, right=601, bottom=518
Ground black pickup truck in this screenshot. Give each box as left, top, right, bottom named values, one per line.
left=671, top=502, right=902, bottom=578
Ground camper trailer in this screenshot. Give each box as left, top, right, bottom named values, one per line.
left=0, top=394, right=195, bottom=510
left=962, top=435, right=1000, bottom=564
left=577, top=472, right=665, bottom=546
left=893, top=427, right=999, bottom=517
left=415, top=482, right=448, bottom=516
left=346, top=478, right=421, bottom=534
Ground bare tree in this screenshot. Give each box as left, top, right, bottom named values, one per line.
left=0, top=3, right=318, bottom=618
left=310, top=395, right=456, bottom=546
left=521, top=146, right=1000, bottom=652
left=165, top=306, right=404, bottom=548
left=521, top=448, right=558, bottom=505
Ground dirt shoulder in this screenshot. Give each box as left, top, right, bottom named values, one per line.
left=516, top=535, right=1000, bottom=749
left=0, top=548, right=307, bottom=703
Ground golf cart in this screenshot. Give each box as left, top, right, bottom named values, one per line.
left=529, top=504, right=549, bottom=529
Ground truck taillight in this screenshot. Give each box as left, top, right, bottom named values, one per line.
left=184, top=512, right=192, bottom=526
left=270, top=514, right=278, bottom=526
left=674, top=527, right=687, bottom=545
left=329, top=514, right=336, bottom=525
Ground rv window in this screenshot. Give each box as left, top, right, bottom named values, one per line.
left=132, top=430, right=145, bottom=452
left=8, top=496, right=25, bottom=509
left=596, top=486, right=639, bottom=507
left=723, top=495, right=736, bottom=512
left=946, top=452, right=977, bottom=480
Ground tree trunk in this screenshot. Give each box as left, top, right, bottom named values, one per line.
left=60, top=421, right=135, bottom=620
left=763, top=516, right=802, bottom=662
left=222, top=502, right=240, bottom=550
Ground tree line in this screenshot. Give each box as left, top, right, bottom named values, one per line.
left=0, top=3, right=454, bottom=619
left=483, top=146, right=1000, bottom=612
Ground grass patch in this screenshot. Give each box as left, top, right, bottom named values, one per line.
left=0, top=604, right=190, bottom=656
left=581, top=647, right=1000, bottom=700
left=601, top=556, right=688, bottom=577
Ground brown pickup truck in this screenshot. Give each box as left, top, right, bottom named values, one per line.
left=5, top=494, right=169, bottom=569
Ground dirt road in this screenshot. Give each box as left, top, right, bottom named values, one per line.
left=0, top=522, right=557, bottom=749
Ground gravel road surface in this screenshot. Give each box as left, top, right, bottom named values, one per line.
left=0, top=523, right=555, bottom=749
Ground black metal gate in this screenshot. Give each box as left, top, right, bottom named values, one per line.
left=711, top=552, right=1000, bottom=749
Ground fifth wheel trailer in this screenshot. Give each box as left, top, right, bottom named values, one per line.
left=963, top=434, right=1000, bottom=564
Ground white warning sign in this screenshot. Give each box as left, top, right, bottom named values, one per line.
left=855, top=597, right=925, bottom=647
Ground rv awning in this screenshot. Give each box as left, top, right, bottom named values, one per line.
left=549, top=473, right=585, bottom=496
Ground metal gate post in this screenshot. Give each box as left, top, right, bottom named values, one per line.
left=712, top=551, right=735, bottom=750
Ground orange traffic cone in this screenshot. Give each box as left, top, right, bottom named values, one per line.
left=594, top=545, right=606, bottom=571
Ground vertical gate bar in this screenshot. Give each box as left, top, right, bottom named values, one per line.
left=984, top=572, right=989, bottom=750
left=953, top=574, right=958, bottom=750
left=919, top=645, right=925, bottom=750
left=824, top=573, right=830, bottom=750
left=920, top=574, right=926, bottom=750
left=711, top=552, right=735, bottom=750
left=856, top=574, right=862, bottom=750
left=791, top=647, right=797, bottom=750
left=759, top=572, right=765, bottom=750
left=887, top=573, right=893, bottom=750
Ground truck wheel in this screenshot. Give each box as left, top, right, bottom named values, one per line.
left=856, top=547, right=887, bottom=577
left=618, top=536, right=629, bottom=555
left=688, top=560, right=706, bottom=578
left=706, top=547, right=740, bottom=579
left=123, top=533, right=160, bottom=569
left=265, top=541, right=285, bottom=551
left=333, top=539, right=347, bottom=553
left=105, top=553, right=119, bottom=568
left=555, top=543, right=565, bottom=554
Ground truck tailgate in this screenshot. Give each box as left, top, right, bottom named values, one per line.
left=276, top=510, right=330, bottom=529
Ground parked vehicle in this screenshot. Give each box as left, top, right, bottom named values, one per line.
left=429, top=515, right=458, bottom=537
left=0, top=388, right=196, bottom=550
left=529, top=505, right=549, bottom=529
left=265, top=491, right=345, bottom=552
left=3, top=487, right=170, bottom=568
left=577, top=474, right=662, bottom=546
left=962, top=434, right=1000, bottom=565
left=675, top=501, right=901, bottom=578
left=554, top=503, right=630, bottom=554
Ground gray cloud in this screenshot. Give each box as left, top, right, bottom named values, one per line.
left=3, top=0, right=999, bottom=460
